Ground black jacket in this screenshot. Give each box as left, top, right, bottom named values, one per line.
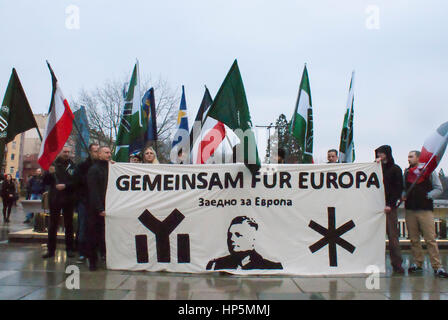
left=1, top=180, right=16, bottom=200
left=404, top=169, right=434, bottom=211
left=87, top=160, right=109, bottom=215
left=74, top=156, right=96, bottom=203
left=375, top=145, right=403, bottom=208
left=43, top=157, right=76, bottom=208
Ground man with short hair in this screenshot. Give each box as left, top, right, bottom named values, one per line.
left=73, top=143, right=99, bottom=264
left=404, top=150, right=448, bottom=278
left=327, top=149, right=339, bottom=163
left=375, top=145, right=404, bottom=274
left=42, top=146, right=76, bottom=259
left=206, top=216, right=283, bottom=270
left=86, top=146, right=112, bottom=271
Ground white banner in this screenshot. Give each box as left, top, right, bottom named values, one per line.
left=106, top=162, right=386, bottom=275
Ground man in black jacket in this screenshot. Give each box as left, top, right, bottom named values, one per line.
left=24, top=168, right=45, bottom=224
left=86, top=146, right=111, bottom=271
left=375, top=145, right=404, bottom=273
left=42, top=146, right=77, bottom=259
left=74, top=143, right=99, bottom=264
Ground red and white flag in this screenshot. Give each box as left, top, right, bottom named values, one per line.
left=38, top=62, right=74, bottom=170
left=190, top=88, right=239, bottom=164
left=191, top=116, right=239, bottom=164
left=407, top=122, right=448, bottom=183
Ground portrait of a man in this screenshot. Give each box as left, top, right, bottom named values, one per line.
left=206, top=216, right=283, bottom=270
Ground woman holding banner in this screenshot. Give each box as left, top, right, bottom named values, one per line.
left=142, top=146, right=159, bottom=164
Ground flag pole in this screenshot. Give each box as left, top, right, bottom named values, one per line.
left=291, top=63, right=307, bottom=163
left=35, top=127, right=43, bottom=142
left=137, top=59, right=143, bottom=128
left=225, top=133, right=234, bottom=162
left=395, top=157, right=434, bottom=208
left=340, top=70, right=355, bottom=163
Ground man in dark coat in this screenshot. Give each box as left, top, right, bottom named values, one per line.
left=42, top=146, right=77, bottom=259
left=86, top=146, right=111, bottom=271
left=375, top=145, right=404, bottom=273
left=24, top=168, right=45, bottom=223
left=2, top=174, right=16, bottom=223
left=206, top=216, right=283, bottom=270
left=73, top=143, right=99, bottom=263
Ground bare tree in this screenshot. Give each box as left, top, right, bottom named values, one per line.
left=72, top=74, right=179, bottom=160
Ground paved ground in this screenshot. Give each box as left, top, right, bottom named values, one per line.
left=1, top=203, right=448, bottom=300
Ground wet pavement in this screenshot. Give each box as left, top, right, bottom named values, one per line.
left=1, top=203, right=448, bottom=300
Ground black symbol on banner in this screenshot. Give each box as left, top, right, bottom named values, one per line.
left=308, top=207, right=356, bottom=267
left=135, top=209, right=190, bottom=264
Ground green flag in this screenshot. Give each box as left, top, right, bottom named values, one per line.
left=206, top=60, right=261, bottom=174
left=290, top=64, right=313, bottom=163
left=339, top=71, right=355, bottom=163
left=0, top=68, right=40, bottom=171
left=113, top=62, right=146, bottom=162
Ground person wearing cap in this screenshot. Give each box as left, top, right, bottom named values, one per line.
left=129, top=154, right=142, bottom=163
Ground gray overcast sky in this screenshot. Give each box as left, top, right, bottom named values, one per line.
left=1, top=0, right=447, bottom=170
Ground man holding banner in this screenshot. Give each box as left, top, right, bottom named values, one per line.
left=74, top=143, right=99, bottom=264
left=375, top=145, right=404, bottom=274
left=87, top=146, right=112, bottom=271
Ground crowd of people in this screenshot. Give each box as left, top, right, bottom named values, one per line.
left=1, top=143, right=447, bottom=277
left=35, top=144, right=160, bottom=271
left=374, top=145, right=448, bottom=278
left=325, top=146, right=447, bottom=278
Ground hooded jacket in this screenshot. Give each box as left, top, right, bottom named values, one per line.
left=375, top=145, right=403, bottom=208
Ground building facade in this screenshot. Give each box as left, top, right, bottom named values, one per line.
left=4, top=114, right=47, bottom=185
left=3, top=133, right=24, bottom=178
